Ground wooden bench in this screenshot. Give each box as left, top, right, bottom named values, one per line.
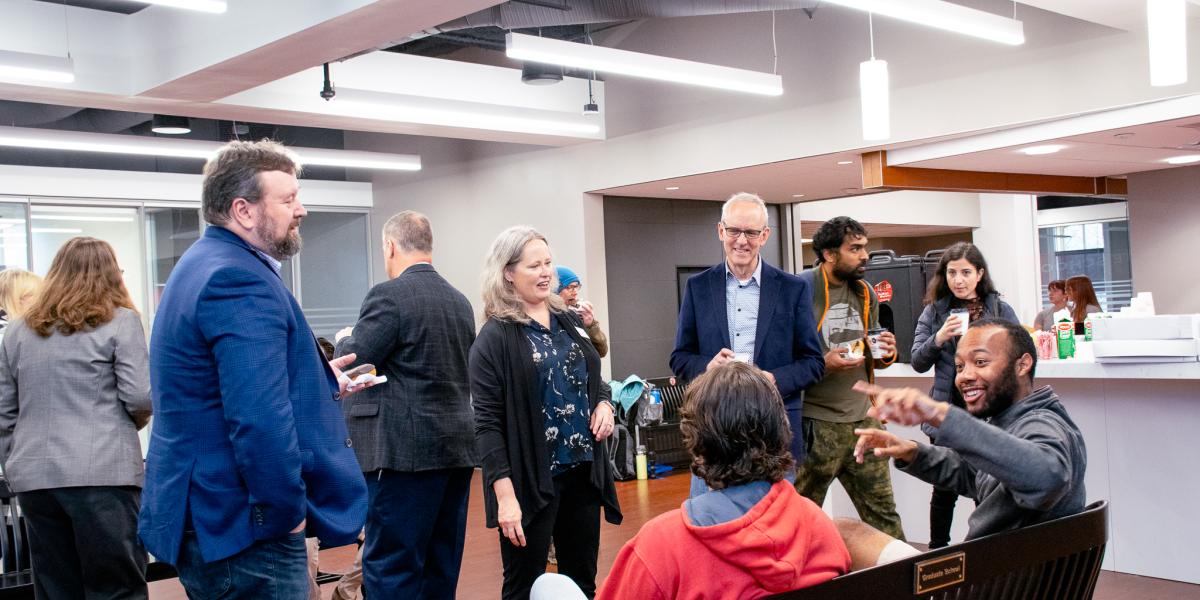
left=772, top=500, right=1109, bottom=600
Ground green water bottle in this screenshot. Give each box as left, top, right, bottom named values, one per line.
left=1056, top=319, right=1075, bottom=359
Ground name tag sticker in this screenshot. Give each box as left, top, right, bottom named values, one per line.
left=576, top=326, right=590, bottom=338
left=914, top=551, right=965, bottom=594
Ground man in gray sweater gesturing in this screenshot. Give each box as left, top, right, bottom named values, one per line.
left=852, top=318, right=1087, bottom=541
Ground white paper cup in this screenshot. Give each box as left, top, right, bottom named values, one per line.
left=867, top=328, right=887, bottom=356
left=949, top=308, right=970, bottom=336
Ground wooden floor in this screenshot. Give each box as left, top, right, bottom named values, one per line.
left=150, top=469, right=690, bottom=599
left=149, top=469, right=1200, bottom=599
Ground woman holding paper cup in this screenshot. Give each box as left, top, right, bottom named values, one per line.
left=911, top=242, right=1019, bottom=549
left=469, top=226, right=622, bottom=600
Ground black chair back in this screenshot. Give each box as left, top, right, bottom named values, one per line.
left=772, top=501, right=1109, bottom=600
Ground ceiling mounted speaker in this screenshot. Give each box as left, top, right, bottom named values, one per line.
left=151, top=114, right=191, bottom=135
left=521, top=62, right=563, bottom=85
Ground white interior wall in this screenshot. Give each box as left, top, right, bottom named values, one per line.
left=973, top=194, right=1041, bottom=324
left=794, top=191, right=982, bottom=228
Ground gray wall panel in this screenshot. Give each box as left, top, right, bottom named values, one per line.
left=604, top=196, right=782, bottom=378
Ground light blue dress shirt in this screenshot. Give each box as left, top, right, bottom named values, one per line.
left=725, top=257, right=762, bottom=360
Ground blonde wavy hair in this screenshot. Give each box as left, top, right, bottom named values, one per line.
left=480, top=225, right=565, bottom=324
left=0, top=268, right=42, bottom=319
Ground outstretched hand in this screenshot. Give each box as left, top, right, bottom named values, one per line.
left=853, top=381, right=948, bottom=427
left=853, top=427, right=918, bottom=464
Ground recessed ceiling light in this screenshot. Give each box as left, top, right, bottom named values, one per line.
left=837, top=160, right=854, bottom=165
left=792, top=194, right=806, bottom=198
left=665, top=186, right=680, bottom=190
left=1019, top=144, right=1066, bottom=155
left=1165, top=155, right=1200, bottom=164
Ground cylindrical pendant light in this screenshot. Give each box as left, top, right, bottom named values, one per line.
left=1148, top=0, right=1187, bottom=87
left=860, top=59, right=890, bottom=140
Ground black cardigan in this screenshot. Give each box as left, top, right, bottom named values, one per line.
left=469, top=310, right=622, bottom=529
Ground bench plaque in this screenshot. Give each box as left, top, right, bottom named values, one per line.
left=914, top=551, right=966, bottom=594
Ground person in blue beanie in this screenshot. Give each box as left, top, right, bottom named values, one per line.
left=555, top=265, right=609, bottom=357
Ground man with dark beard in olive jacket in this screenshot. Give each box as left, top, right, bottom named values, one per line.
left=852, top=319, right=1087, bottom=540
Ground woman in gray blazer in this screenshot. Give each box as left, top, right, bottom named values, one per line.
left=0, top=237, right=152, bottom=599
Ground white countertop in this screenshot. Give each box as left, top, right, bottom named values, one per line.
left=877, top=360, right=1200, bottom=380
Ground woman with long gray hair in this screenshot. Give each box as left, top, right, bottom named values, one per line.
left=469, top=226, right=621, bottom=599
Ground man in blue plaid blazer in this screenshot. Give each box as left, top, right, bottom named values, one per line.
left=139, top=140, right=367, bottom=599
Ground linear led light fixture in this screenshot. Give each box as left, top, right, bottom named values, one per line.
left=31, top=215, right=136, bottom=223
left=132, top=0, right=227, bottom=13
left=505, top=32, right=783, bottom=96
left=332, top=88, right=601, bottom=137
left=0, top=126, right=420, bottom=172
left=822, top=0, right=1025, bottom=45
left=1164, top=154, right=1200, bottom=164
left=1148, top=0, right=1187, bottom=86
left=0, top=49, right=75, bottom=83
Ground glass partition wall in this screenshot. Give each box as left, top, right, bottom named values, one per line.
left=2, top=196, right=373, bottom=339
left=2, top=196, right=372, bottom=458
left=2, top=196, right=373, bottom=460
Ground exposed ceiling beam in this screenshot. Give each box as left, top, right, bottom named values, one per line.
left=136, top=0, right=505, bottom=102
left=861, top=151, right=1128, bottom=195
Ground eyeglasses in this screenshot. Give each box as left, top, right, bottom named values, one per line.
left=563, top=282, right=581, bottom=291
left=721, top=223, right=767, bottom=240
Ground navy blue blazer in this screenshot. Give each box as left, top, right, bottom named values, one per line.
left=669, top=260, right=825, bottom=461
left=139, top=226, right=367, bottom=564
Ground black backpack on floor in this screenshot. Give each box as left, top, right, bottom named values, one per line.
left=608, top=423, right=637, bottom=481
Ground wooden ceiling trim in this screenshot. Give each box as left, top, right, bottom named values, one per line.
left=861, top=150, right=1127, bottom=197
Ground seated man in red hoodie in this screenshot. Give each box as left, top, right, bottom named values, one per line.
left=597, top=362, right=851, bottom=600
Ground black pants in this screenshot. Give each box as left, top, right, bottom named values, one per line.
left=18, top=486, right=147, bottom=600
left=929, top=486, right=959, bottom=549
left=499, top=465, right=600, bottom=600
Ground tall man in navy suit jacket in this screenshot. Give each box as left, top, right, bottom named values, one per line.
left=140, top=140, right=369, bottom=598
left=670, top=193, right=824, bottom=470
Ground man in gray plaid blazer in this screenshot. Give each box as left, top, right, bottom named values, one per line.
left=335, top=211, right=477, bottom=599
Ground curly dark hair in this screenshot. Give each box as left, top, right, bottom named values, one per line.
left=811, top=216, right=867, bottom=265
left=680, top=362, right=795, bottom=490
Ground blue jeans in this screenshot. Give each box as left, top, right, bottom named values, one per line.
left=176, top=530, right=309, bottom=599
